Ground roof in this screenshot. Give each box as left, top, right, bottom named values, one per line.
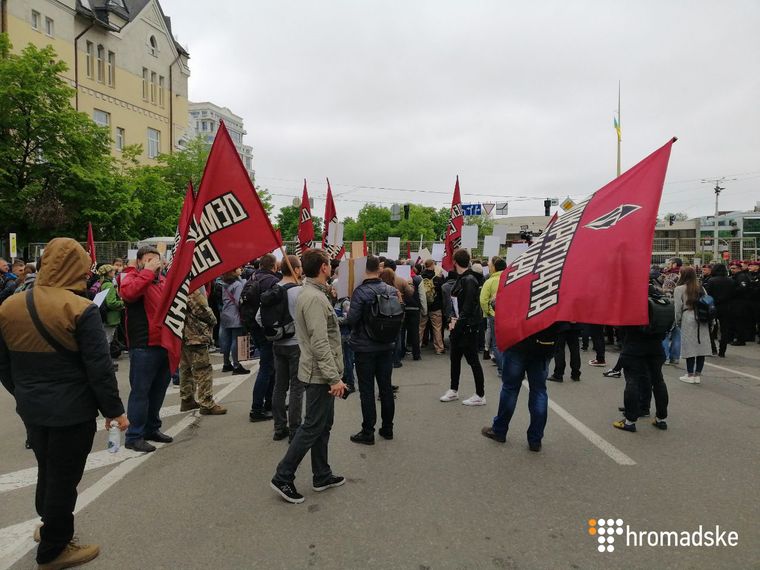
left=76, top=0, right=188, bottom=57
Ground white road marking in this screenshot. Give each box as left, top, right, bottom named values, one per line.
left=534, top=381, right=637, bottom=466
left=0, top=369, right=255, bottom=569
left=165, top=376, right=236, bottom=395
left=703, top=362, right=760, bottom=382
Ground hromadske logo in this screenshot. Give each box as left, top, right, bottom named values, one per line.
left=588, top=518, right=623, bottom=553
left=587, top=517, right=739, bottom=552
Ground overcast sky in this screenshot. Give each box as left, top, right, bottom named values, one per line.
left=162, top=0, right=760, bottom=220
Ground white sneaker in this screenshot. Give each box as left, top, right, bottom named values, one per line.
left=440, top=389, right=459, bottom=402
left=462, top=394, right=486, bottom=406
left=693, top=375, right=701, bottom=384
left=679, top=374, right=697, bottom=384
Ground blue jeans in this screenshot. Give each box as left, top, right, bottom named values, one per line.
left=219, top=326, right=243, bottom=366
left=662, top=326, right=681, bottom=362
left=342, top=334, right=355, bottom=388
left=492, top=349, right=550, bottom=445
left=251, top=339, right=275, bottom=413
left=125, top=347, right=170, bottom=444
left=487, top=316, right=503, bottom=374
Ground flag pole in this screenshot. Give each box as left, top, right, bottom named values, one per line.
left=616, top=81, right=621, bottom=177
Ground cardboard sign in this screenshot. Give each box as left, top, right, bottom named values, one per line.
left=334, top=258, right=351, bottom=299
left=431, top=243, right=445, bottom=261
left=127, top=249, right=138, bottom=261
left=237, top=335, right=251, bottom=362
left=461, top=225, right=479, bottom=249
left=419, top=247, right=433, bottom=261
left=482, top=235, right=501, bottom=258
left=156, top=241, right=167, bottom=258
left=395, top=264, right=411, bottom=280
left=351, top=241, right=365, bottom=258
left=387, top=237, right=401, bottom=260
left=327, top=221, right=344, bottom=246
left=491, top=225, right=508, bottom=244
left=506, top=243, right=529, bottom=265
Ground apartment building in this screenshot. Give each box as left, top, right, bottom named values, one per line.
left=188, top=101, right=255, bottom=180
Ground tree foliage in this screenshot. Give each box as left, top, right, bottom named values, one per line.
left=275, top=205, right=323, bottom=241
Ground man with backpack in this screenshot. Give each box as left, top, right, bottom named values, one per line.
left=613, top=283, right=672, bottom=433
left=240, top=254, right=280, bottom=422
left=257, top=255, right=304, bottom=442
left=419, top=259, right=445, bottom=355
left=346, top=255, right=404, bottom=445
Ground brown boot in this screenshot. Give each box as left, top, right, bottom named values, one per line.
left=38, top=542, right=100, bottom=570
left=199, top=404, right=227, bottom=415
left=180, top=399, right=200, bottom=412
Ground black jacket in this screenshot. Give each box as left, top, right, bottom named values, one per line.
left=0, top=238, right=124, bottom=427
left=346, top=278, right=399, bottom=353
left=620, top=285, right=668, bottom=356
left=451, top=269, right=483, bottom=330
left=705, top=276, right=736, bottom=306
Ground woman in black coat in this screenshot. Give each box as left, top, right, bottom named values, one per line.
left=704, top=263, right=736, bottom=357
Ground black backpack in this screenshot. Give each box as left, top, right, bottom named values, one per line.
left=640, top=296, right=675, bottom=335
left=260, top=283, right=298, bottom=342
left=239, top=278, right=263, bottom=338
left=363, top=288, right=405, bottom=343
left=695, top=292, right=717, bottom=324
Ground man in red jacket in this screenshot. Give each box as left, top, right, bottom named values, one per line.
left=120, top=246, right=172, bottom=453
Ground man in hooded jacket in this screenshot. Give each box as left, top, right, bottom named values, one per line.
left=0, top=238, right=127, bottom=569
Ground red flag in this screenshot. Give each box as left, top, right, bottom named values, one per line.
left=406, top=241, right=412, bottom=260
left=495, top=138, right=676, bottom=351
left=322, top=178, right=345, bottom=260
left=167, top=182, right=195, bottom=271
left=442, top=176, right=463, bottom=272
left=187, top=121, right=281, bottom=291
left=86, top=222, right=96, bottom=270
left=297, top=180, right=315, bottom=257
left=363, top=231, right=368, bottom=256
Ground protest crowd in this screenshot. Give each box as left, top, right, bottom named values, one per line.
left=2, top=135, right=759, bottom=569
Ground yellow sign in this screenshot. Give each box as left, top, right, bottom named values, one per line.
left=560, top=198, right=576, bottom=212
left=9, top=233, right=17, bottom=258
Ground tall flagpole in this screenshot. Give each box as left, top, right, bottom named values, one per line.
left=616, top=81, right=621, bottom=177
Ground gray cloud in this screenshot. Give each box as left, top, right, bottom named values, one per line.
left=163, top=0, right=760, bottom=219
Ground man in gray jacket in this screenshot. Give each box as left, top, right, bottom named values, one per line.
left=271, top=249, right=346, bottom=504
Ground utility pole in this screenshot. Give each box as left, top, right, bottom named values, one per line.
left=701, top=177, right=735, bottom=261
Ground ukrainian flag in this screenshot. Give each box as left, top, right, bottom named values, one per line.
left=613, top=116, right=621, bottom=141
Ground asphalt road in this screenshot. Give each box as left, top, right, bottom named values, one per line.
left=1, top=341, right=759, bottom=569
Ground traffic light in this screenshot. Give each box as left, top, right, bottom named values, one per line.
left=403, top=204, right=410, bottom=220
left=544, top=199, right=551, bottom=217
left=668, top=214, right=676, bottom=226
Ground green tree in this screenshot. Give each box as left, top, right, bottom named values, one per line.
left=0, top=34, right=113, bottom=242
left=275, top=205, right=322, bottom=241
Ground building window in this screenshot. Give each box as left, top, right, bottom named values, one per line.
left=158, top=75, right=165, bottom=107
left=86, top=41, right=94, bottom=78
left=142, top=68, right=149, bottom=100
left=150, top=72, right=157, bottom=103
left=45, top=17, right=54, bottom=37
left=115, top=127, right=125, bottom=150
left=93, top=109, right=110, bottom=128
left=107, top=51, right=116, bottom=86
left=31, top=10, right=40, bottom=30
left=148, top=35, right=158, bottom=57
left=201, top=121, right=207, bottom=131
left=147, top=128, right=161, bottom=158
left=96, top=45, right=105, bottom=82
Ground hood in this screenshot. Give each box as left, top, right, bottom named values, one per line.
left=487, top=270, right=503, bottom=281
left=36, top=238, right=91, bottom=294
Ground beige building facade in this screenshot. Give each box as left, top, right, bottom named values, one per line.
left=1, top=0, right=190, bottom=163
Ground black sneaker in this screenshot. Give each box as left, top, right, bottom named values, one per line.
left=250, top=410, right=273, bottom=422
left=571, top=375, right=581, bottom=382
left=350, top=431, right=375, bottom=445
left=378, top=427, right=394, bottom=440
left=483, top=350, right=491, bottom=360
left=145, top=431, right=173, bottom=443
left=602, top=369, right=622, bottom=378
left=222, top=364, right=233, bottom=372
left=391, top=385, right=399, bottom=393
left=270, top=480, right=304, bottom=504
left=125, top=438, right=156, bottom=453
left=652, top=418, right=668, bottom=430
left=548, top=375, right=563, bottom=383
left=233, top=364, right=249, bottom=375
left=481, top=426, right=506, bottom=443
left=393, top=362, right=403, bottom=368
left=313, top=475, right=345, bottom=492
left=273, top=429, right=289, bottom=441
left=528, top=441, right=542, bottom=452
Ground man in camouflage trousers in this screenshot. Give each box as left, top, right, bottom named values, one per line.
left=180, top=288, right=227, bottom=415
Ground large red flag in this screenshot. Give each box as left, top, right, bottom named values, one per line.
left=495, top=138, right=676, bottom=351
left=86, top=222, right=96, bottom=270
left=159, top=121, right=281, bottom=370
left=322, top=178, right=345, bottom=260
left=167, top=182, right=195, bottom=271
left=441, top=176, right=463, bottom=272
left=187, top=121, right=281, bottom=291
left=297, top=180, right=315, bottom=256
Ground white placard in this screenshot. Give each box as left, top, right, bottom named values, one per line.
left=353, top=256, right=367, bottom=284
left=93, top=290, right=109, bottom=307
left=491, top=225, right=508, bottom=244
left=431, top=243, right=445, bottom=261
left=461, top=225, right=479, bottom=249
left=395, top=265, right=411, bottom=280
left=387, top=237, right=401, bottom=260
left=482, top=235, right=501, bottom=259
left=328, top=221, right=344, bottom=246
left=506, top=243, right=530, bottom=265
left=335, top=258, right=350, bottom=299
left=419, top=247, right=432, bottom=261
left=273, top=248, right=284, bottom=262
left=127, top=249, right=138, bottom=260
